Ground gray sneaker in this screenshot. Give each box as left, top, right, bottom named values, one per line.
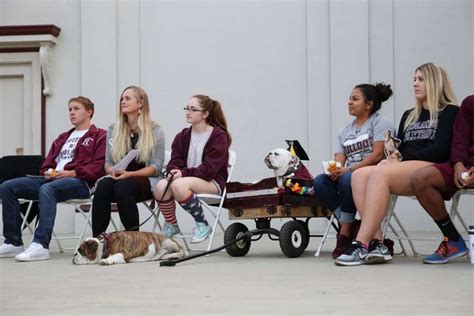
left=366, top=239, right=393, bottom=264
left=335, top=241, right=368, bottom=266
left=162, top=222, right=180, bottom=238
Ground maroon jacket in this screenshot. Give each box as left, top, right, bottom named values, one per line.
left=167, top=126, right=230, bottom=191
left=40, top=124, right=107, bottom=187
left=450, top=95, right=474, bottom=168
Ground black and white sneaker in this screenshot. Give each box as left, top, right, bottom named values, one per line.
left=366, top=239, right=392, bottom=264
left=334, top=240, right=368, bottom=266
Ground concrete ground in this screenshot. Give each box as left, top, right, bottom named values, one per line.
left=0, top=232, right=473, bottom=315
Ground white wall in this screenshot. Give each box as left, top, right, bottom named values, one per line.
left=0, top=0, right=472, bottom=234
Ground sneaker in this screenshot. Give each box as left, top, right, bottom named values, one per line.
left=366, top=239, right=393, bottom=264
left=190, top=222, right=212, bottom=244
left=162, top=222, right=180, bottom=238
left=334, top=240, right=368, bottom=266
left=332, top=234, right=352, bottom=259
left=15, top=242, right=50, bottom=262
left=0, top=243, right=24, bottom=258
left=423, top=237, right=468, bottom=264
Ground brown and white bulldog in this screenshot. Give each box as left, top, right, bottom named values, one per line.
left=72, top=231, right=187, bottom=265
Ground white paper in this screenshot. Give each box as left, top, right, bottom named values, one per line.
left=321, top=161, right=342, bottom=175
left=112, top=149, right=140, bottom=172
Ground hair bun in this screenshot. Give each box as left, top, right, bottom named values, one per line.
left=375, top=82, right=393, bottom=102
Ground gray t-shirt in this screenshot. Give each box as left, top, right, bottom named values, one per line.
left=105, top=124, right=165, bottom=190
left=187, top=128, right=213, bottom=168
left=335, top=112, right=395, bottom=167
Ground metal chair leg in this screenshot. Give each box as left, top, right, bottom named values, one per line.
left=315, top=215, right=336, bottom=257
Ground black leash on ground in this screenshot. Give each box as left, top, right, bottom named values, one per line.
left=160, top=229, right=256, bottom=267
left=127, top=172, right=175, bottom=231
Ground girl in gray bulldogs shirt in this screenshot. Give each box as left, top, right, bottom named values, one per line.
left=313, top=82, right=395, bottom=259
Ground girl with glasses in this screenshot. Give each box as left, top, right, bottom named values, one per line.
left=155, top=95, right=232, bottom=243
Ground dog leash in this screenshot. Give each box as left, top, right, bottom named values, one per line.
left=126, top=172, right=175, bottom=231
left=159, top=227, right=286, bottom=267
left=160, top=230, right=255, bottom=267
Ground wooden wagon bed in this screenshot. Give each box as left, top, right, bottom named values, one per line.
left=223, top=177, right=333, bottom=258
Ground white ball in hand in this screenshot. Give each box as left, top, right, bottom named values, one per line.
left=46, top=168, right=57, bottom=177
left=461, top=172, right=470, bottom=183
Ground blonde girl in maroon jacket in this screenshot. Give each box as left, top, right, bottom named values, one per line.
left=155, top=95, right=231, bottom=244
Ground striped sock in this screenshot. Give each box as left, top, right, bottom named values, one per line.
left=179, top=193, right=208, bottom=225
left=158, top=199, right=177, bottom=225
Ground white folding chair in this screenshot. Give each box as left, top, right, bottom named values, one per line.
left=448, top=188, right=473, bottom=234
left=157, top=149, right=237, bottom=252
left=18, top=199, right=36, bottom=234
left=142, top=150, right=171, bottom=234
left=140, top=200, right=162, bottom=233
left=73, top=150, right=172, bottom=249
left=382, top=195, right=418, bottom=256
left=314, top=214, right=339, bottom=257
left=382, top=190, right=472, bottom=257
left=200, top=149, right=237, bottom=252
left=313, top=195, right=420, bottom=257
left=0, top=199, right=37, bottom=238
left=72, top=199, right=166, bottom=251
left=315, top=195, right=437, bottom=257
left=57, top=198, right=107, bottom=252
left=7, top=198, right=96, bottom=253
left=0, top=199, right=35, bottom=241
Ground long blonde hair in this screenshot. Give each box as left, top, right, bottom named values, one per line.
left=404, top=63, right=458, bottom=130
left=111, top=86, right=157, bottom=164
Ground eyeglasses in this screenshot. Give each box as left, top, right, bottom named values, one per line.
left=183, top=106, right=205, bottom=113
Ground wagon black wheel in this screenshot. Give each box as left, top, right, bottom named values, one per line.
left=297, top=220, right=310, bottom=250
left=224, top=223, right=251, bottom=257
left=279, top=221, right=307, bottom=258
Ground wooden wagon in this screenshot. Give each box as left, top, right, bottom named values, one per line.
left=223, top=177, right=332, bottom=258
